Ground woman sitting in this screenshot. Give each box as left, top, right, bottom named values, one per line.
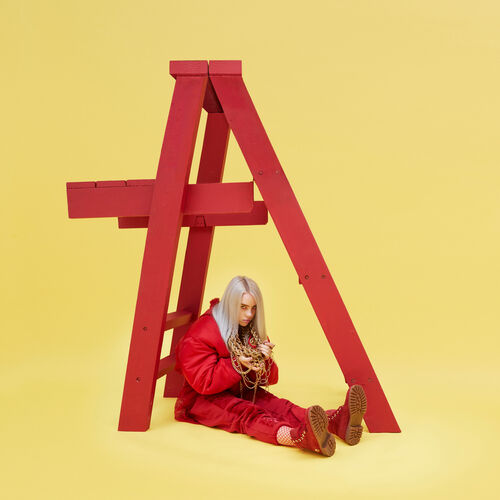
left=174, top=275, right=367, bottom=457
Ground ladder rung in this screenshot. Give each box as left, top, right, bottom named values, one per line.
left=156, top=354, right=175, bottom=379
left=164, top=310, right=193, bottom=331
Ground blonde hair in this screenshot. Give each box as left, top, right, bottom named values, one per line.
left=212, top=276, right=266, bottom=346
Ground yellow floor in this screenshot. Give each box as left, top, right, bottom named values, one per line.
left=2, top=1, right=500, bottom=498
left=3, top=341, right=499, bottom=499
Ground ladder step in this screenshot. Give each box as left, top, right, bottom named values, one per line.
left=117, top=201, right=268, bottom=229
left=156, top=311, right=194, bottom=379
left=67, top=181, right=254, bottom=218
left=164, top=310, right=193, bottom=331
left=157, top=354, right=175, bottom=379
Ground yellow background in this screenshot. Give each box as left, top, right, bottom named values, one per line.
left=2, top=1, right=499, bottom=498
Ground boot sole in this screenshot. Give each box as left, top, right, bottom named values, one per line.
left=308, top=405, right=336, bottom=457
left=345, top=385, right=367, bottom=445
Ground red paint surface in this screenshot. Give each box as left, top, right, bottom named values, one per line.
left=118, top=72, right=208, bottom=431
left=163, top=112, right=230, bottom=397
left=66, top=59, right=400, bottom=433
left=67, top=181, right=254, bottom=219
left=210, top=63, right=400, bottom=433
left=117, top=202, right=268, bottom=229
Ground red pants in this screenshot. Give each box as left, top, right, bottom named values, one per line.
left=187, top=387, right=307, bottom=445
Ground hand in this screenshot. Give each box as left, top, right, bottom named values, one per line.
left=257, top=341, right=275, bottom=360
left=238, top=355, right=260, bottom=372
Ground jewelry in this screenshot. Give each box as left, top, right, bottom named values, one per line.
left=228, top=322, right=273, bottom=403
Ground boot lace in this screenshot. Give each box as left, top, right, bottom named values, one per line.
left=328, top=405, right=343, bottom=422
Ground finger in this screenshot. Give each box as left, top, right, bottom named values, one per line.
left=239, top=356, right=252, bottom=367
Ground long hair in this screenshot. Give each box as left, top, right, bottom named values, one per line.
left=212, top=276, right=267, bottom=346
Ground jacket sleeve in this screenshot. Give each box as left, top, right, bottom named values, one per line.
left=177, top=335, right=241, bottom=395
left=266, top=358, right=279, bottom=386
left=264, top=336, right=278, bottom=385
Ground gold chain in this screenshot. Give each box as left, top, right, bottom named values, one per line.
left=228, top=322, right=273, bottom=403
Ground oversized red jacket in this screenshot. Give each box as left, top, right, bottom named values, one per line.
left=174, top=298, right=279, bottom=423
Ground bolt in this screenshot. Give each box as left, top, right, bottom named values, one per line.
left=136, top=377, right=141, bottom=382
left=258, top=170, right=263, bottom=175
left=142, top=326, right=148, bottom=331
left=304, top=275, right=309, bottom=280
left=321, top=274, right=326, bottom=279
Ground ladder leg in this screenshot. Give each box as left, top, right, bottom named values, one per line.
left=163, top=113, right=230, bottom=397
left=211, top=72, right=400, bottom=433
left=118, top=74, right=207, bottom=431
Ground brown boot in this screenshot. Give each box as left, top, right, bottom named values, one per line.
left=327, top=385, right=367, bottom=445
left=290, top=405, right=336, bottom=456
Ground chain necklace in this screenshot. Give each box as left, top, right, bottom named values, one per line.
left=228, top=322, right=273, bottom=403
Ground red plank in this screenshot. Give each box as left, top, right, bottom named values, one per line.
left=67, top=181, right=95, bottom=189
left=117, top=201, right=268, bottom=228
left=211, top=70, right=400, bottom=433
left=163, top=112, right=230, bottom=397
left=117, top=216, right=150, bottom=229
left=164, top=310, right=193, bottom=331
left=201, top=202, right=267, bottom=226
left=184, top=182, right=253, bottom=214
left=156, top=354, right=175, bottom=379
left=209, top=60, right=242, bottom=75
left=118, top=73, right=207, bottom=431
left=126, top=179, right=154, bottom=186
left=96, top=180, right=126, bottom=187
left=67, top=181, right=254, bottom=219
left=67, top=184, right=152, bottom=219
left=203, top=79, right=223, bottom=113
left=170, top=60, right=208, bottom=77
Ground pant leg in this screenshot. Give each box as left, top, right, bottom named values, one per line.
left=243, top=387, right=307, bottom=428
left=188, top=390, right=291, bottom=445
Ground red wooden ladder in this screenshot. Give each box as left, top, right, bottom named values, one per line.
left=66, top=59, right=400, bottom=433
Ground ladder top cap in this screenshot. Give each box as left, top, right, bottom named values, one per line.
left=209, top=60, right=242, bottom=75
left=170, top=60, right=208, bottom=77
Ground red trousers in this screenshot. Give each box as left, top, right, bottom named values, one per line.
left=186, top=387, right=307, bottom=445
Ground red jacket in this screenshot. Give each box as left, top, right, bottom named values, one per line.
left=174, top=298, right=279, bottom=422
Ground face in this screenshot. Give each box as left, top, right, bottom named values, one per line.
left=238, top=292, right=256, bottom=327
